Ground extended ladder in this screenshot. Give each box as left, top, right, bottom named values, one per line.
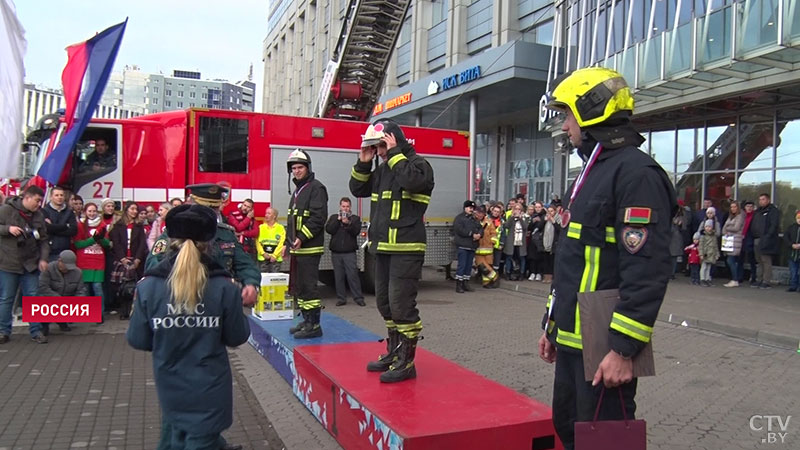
left=315, top=0, right=411, bottom=121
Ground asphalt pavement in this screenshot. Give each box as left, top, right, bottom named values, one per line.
left=1, top=269, right=797, bottom=449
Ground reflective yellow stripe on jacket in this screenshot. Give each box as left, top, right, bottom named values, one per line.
left=567, top=222, right=617, bottom=244
left=555, top=245, right=601, bottom=351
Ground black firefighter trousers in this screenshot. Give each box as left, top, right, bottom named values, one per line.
left=374, top=253, right=423, bottom=335
left=293, top=254, right=322, bottom=319
left=552, top=349, right=638, bottom=450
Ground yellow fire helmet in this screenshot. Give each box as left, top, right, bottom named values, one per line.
left=545, top=67, right=634, bottom=128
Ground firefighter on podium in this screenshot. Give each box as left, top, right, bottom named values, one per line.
left=146, top=183, right=260, bottom=307
left=285, top=149, right=329, bottom=339
left=537, top=67, right=676, bottom=449
left=350, top=119, right=435, bottom=383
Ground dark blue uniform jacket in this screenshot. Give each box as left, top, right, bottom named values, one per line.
left=126, top=255, right=250, bottom=434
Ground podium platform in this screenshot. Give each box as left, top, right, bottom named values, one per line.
left=247, top=314, right=380, bottom=384
left=248, top=314, right=561, bottom=450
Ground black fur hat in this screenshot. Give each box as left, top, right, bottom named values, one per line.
left=165, top=204, right=217, bottom=242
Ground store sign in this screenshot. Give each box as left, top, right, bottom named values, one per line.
left=373, top=92, right=413, bottom=115
left=440, top=65, right=481, bottom=92
left=538, top=93, right=561, bottom=131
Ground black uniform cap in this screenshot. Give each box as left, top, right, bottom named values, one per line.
left=165, top=204, right=217, bottom=242
left=186, top=183, right=228, bottom=207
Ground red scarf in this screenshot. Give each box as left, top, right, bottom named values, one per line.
left=742, top=211, right=754, bottom=237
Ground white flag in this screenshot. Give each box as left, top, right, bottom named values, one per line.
left=0, top=0, right=26, bottom=178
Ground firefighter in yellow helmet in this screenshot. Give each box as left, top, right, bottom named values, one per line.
left=285, top=149, right=329, bottom=339
left=537, top=67, right=676, bottom=450
left=350, top=118, right=434, bottom=383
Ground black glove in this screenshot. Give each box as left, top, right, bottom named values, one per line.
left=93, top=227, right=107, bottom=241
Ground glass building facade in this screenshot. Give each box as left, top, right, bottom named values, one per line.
left=553, top=0, right=800, bottom=266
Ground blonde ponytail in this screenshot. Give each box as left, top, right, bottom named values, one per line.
left=167, top=239, right=208, bottom=312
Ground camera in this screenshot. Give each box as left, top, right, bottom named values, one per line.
left=16, top=226, right=41, bottom=247
left=339, top=210, right=350, bottom=220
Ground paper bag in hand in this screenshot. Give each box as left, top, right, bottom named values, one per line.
left=577, top=289, right=655, bottom=382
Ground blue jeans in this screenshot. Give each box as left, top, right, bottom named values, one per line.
left=504, top=247, right=526, bottom=276
left=726, top=255, right=740, bottom=282
left=86, top=282, right=105, bottom=314
left=789, top=259, right=800, bottom=290
left=0, top=270, right=42, bottom=337
left=456, top=248, right=475, bottom=281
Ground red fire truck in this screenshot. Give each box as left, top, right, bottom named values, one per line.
left=20, top=108, right=471, bottom=285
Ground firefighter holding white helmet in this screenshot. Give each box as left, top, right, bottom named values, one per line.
left=285, top=149, right=329, bottom=339
left=537, top=67, right=676, bottom=449
left=350, top=118, right=434, bottom=383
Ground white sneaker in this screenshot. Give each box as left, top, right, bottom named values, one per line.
left=528, top=273, right=536, bottom=281
left=723, top=280, right=739, bottom=288
left=535, top=274, right=542, bottom=281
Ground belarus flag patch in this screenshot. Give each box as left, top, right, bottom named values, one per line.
left=624, top=207, right=652, bottom=224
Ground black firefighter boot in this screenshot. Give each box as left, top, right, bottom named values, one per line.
left=455, top=279, right=465, bottom=293
left=463, top=276, right=475, bottom=292
left=379, top=333, right=418, bottom=383
left=289, top=309, right=309, bottom=334
left=294, top=308, right=323, bottom=339
left=366, top=328, right=401, bottom=372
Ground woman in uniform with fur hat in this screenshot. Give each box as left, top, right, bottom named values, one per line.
left=127, top=204, right=250, bottom=450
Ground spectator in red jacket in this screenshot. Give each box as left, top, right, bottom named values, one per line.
left=73, top=202, right=111, bottom=319
left=226, top=198, right=258, bottom=257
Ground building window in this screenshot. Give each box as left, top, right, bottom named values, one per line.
left=189, top=91, right=196, bottom=98
left=165, top=89, right=172, bottom=96
left=177, top=91, right=184, bottom=98
left=178, top=83, right=184, bottom=87
left=198, top=117, right=249, bottom=173
left=165, top=100, right=171, bottom=107
left=178, top=101, right=184, bottom=108
left=431, top=0, right=448, bottom=24
left=202, top=92, right=208, bottom=99
left=153, top=86, right=159, bottom=94
left=144, top=86, right=149, bottom=93
left=153, top=98, right=158, bottom=105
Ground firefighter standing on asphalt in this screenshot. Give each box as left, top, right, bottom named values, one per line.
left=474, top=205, right=499, bottom=289
left=350, top=118, right=434, bottom=383
left=285, top=149, right=328, bottom=339
left=146, top=183, right=259, bottom=308
left=537, top=67, right=676, bottom=450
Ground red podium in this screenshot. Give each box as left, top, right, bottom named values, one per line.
left=293, top=342, right=561, bottom=450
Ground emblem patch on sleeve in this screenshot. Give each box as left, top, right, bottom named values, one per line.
left=623, top=207, right=652, bottom=224
left=622, top=226, right=648, bottom=254
left=152, top=239, right=168, bottom=255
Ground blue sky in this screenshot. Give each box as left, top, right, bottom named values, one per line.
left=14, top=0, right=267, bottom=108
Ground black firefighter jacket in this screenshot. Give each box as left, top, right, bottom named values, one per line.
left=453, top=212, right=483, bottom=250
left=542, top=144, right=677, bottom=359
left=350, top=143, right=435, bottom=254
left=287, top=173, right=328, bottom=256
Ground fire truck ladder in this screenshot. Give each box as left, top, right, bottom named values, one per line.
left=315, top=0, right=411, bottom=121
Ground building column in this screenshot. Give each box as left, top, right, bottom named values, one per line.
left=493, top=0, right=520, bottom=46
left=469, top=96, right=477, bottom=199
left=492, top=126, right=508, bottom=202
left=448, top=0, right=469, bottom=66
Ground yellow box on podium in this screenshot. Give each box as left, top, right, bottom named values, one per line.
left=253, top=273, right=293, bottom=321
